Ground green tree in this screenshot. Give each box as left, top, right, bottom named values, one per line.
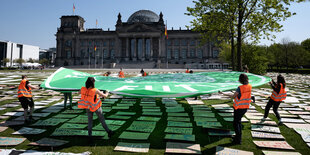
left=27, top=58, right=35, bottom=63
left=219, top=43, right=268, bottom=74
left=301, top=38, right=310, bottom=51
left=187, top=0, right=304, bottom=71
left=2, top=58, right=10, bottom=67
left=14, top=58, right=25, bottom=68
left=242, top=44, right=268, bottom=74
left=39, top=58, right=49, bottom=67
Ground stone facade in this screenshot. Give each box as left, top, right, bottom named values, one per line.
left=55, top=10, right=223, bottom=68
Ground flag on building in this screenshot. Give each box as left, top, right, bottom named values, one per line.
left=165, top=22, right=168, bottom=39
left=73, top=4, right=75, bottom=13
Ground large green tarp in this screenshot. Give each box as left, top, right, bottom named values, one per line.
left=41, top=67, right=270, bottom=98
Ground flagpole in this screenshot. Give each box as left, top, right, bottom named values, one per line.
left=166, top=20, right=168, bottom=69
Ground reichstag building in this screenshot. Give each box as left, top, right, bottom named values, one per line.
left=55, top=10, right=225, bottom=69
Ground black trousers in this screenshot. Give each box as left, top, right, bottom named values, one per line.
left=233, top=108, right=247, bottom=142
left=264, top=98, right=281, bottom=120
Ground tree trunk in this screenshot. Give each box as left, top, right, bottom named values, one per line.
left=231, top=35, right=235, bottom=71
left=237, top=1, right=243, bottom=72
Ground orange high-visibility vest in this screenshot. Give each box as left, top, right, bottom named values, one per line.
left=17, top=79, right=32, bottom=98
left=233, top=84, right=252, bottom=110
left=186, top=70, right=190, bottom=73
left=78, top=87, right=102, bottom=112
left=119, top=71, right=125, bottom=78
left=270, top=83, right=287, bottom=102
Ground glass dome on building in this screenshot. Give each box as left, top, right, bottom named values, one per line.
left=127, top=10, right=159, bottom=23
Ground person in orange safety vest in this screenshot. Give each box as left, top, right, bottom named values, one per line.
left=17, top=75, right=39, bottom=124
left=261, top=74, right=287, bottom=125
left=78, top=77, right=113, bottom=141
left=118, top=68, right=125, bottom=78
left=185, top=68, right=190, bottom=73
left=219, top=73, right=251, bottom=144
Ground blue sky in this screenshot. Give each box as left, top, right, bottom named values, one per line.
left=0, top=0, right=309, bottom=49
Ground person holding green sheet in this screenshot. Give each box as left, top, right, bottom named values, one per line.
left=77, top=77, right=113, bottom=141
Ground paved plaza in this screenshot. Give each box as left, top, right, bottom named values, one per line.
left=0, top=70, right=309, bottom=154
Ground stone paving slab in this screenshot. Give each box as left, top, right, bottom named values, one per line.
left=251, top=131, right=285, bottom=139
left=165, top=134, right=195, bottom=142
left=59, top=123, right=88, bottom=129
left=0, top=137, right=26, bottom=146
left=167, top=121, right=192, bottom=128
left=29, top=138, right=69, bottom=147
left=13, top=127, right=46, bottom=135
left=262, top=150, right=301, bottom=155
left=137, top=116, right=160, bottom=122
left=165, top=142, right=201, bottom=154
left=215, top=146, right=253, bottom=155
left=119, top=131, right=150, bottom=140
left=114, top=142, right=150, bottom=153
left=165, top=127, right=193, bottom=134
left=253, top=141, right=294, bottom=150
left=251, top=125, right=281, bottom=133
left=167, top=113, right=189, bottom=117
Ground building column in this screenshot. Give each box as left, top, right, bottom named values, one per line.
left=150, top=38, right=153, bottom=61
left=126, top=38, right=129, bottom=61
left=158, top=37, right=161, bottom=59
left=133, top=38, right=137, bottom=61
left=142, top=38, right=145, bottom=61
left=187, top=39, right=190, bottom=58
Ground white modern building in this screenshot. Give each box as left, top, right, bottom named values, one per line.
left=0, top=40, right=39, bottom=67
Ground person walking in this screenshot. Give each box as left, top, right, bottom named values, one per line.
left=17, top=75, right=39, bottom=124
left=261, top=75, right=287, bottom=125
left=118, top=68, right=125, bottom=78
left=78, top=77, right=113, bottom=140
left=103, top=71, right=111, bottom=77
left=220, top=73, right=252, bottom=144
left=185, top=68, right=190, bottom=73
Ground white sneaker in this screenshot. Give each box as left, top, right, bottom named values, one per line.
left=278, top=119, right=283, bottom=125
left=260, top=118, right=266, bottom=123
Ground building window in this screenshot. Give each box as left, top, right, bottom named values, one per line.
left=167, top=40, right=171, bottom=46
left=66, top=50, right=71, bottom=58
left=190, top=49, right=195, bottom=58
left=80, top=40, right=85, bottom=47
left=174, top=39, right=179, bottom=46
left=181, top=39, right=187, bottom=46
left=95, top=41, right=100, bottom=47
left=103, top=49, right=108, bottom=59
left=110, top=40, right=115, bottom=47
left=110, top=49, right=115, bottom=59
left=181, top=48, right=187, bottom=59
left=80, top=49, right=85, bottom=58
left=65, top=40, right=72, bottom=47
left=167, top=48, right=171, bottom=59
left=103, top=41, right=107, bottom=47
left=213, top=50, right=219, bottom=58
left=197, top=49, right=203, bottom=59
left=190, top=40, right=195, bottom=46
left=174, top=49, right=179, bottom=59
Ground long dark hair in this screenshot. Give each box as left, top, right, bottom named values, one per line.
left=277, top=74, right=286, bottom=88
left=85, top=77, right=95, bottom=89
left=239, top=73, right=249, bottom=85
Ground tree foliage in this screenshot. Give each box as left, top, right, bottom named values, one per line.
left=186, top=0, right=305, bottom=71
left=39, top=58, right=49, bottom=66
